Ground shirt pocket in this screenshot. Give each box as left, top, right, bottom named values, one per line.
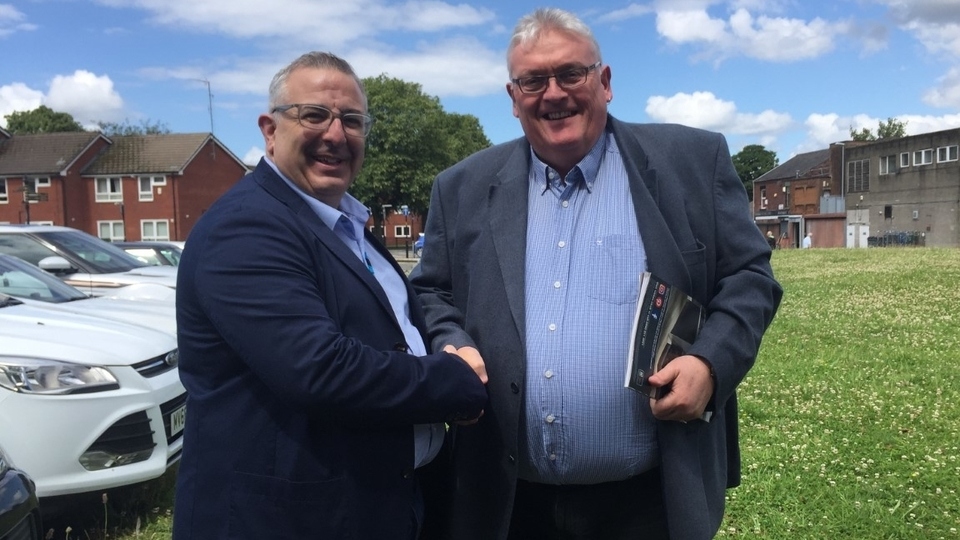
left=585, top=234, right=644, bottom=305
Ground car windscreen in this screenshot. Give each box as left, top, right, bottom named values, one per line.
left=0, top=254, right=89, bottom=303
left=33, top=230, right=147, bottom=273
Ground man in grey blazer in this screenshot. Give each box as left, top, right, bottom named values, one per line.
left=410, top=8, right=782, bottom=540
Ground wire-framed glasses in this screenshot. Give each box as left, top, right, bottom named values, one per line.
left=511, top=61, right=602, bottom=94
left=272, top=104, right=374, bottom=137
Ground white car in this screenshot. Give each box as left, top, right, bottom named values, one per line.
left=0, top=294, right=185, bottom=498
left=0, top=225, right=177, bottom=296
left=0, top=253, right=175, bottom=336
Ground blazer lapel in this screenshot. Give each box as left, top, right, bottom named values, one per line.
left=488, top=141, right=532, bottom=344
left=609, top=118, right=693, bottom=293
left=253, top=160, right=398, bottom=320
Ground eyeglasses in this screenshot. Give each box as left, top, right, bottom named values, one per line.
left=511, top=61, right=602, bottom=94
left=272, top=104, right=374, bottom=137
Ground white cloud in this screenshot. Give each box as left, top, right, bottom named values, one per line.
left=243, top=146, right=264, bottom=166
left=595, top=3, right=654, bottom=24
left=656, top=7, right=846, bottom=62
left=645, top=91, right=791, bottom=135
left=94, top=0, right=494, bottom=47
left=0, top=82, right=43, bottom=127
left=46, top=70, right=125, bottom=127
left=0, top=4, right=37, bottom=38
left=905, top=20, right=960, bottom=56
left=923, top=66, right=960, bottom=107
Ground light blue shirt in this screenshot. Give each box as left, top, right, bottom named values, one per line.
left=265, top=158, right=443, bottom=468
left=520, top=131, right=659, bottom=485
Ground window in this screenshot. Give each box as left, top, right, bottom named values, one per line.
left=937, top=145, right=958, bottom=163
left=847, top=159, right=870, bottom=193
left=98, top=221, right=125, bottom=241
left=884, top=205, right=893, bottom=219
left=0, top=179, right=7, bottom=203
left=900, top=152, right=910, bottom=168
left=141, top=220, right=170, bottom=241
left=394, top=225, right=411, bottom=238
left=24, top=177, right=50, bottom=192
left=913, top=149, right=933, bottom=166
left=759, top=187, right=767, bottom=209
left=879, top=155, right=896, bottom=175
left=96, top=177, right=123, bottom=202
left=138, top=176, right=166, bottom=201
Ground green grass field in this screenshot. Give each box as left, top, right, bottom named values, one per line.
left=89, top=247, right=959, bottom=539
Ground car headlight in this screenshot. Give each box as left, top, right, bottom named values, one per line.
left=0, top=357, right=119, bottom=395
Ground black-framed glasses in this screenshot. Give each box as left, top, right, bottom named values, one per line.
left=272, top=104, right=374, bottom=138
left=511, top=61, right=602, bottom=94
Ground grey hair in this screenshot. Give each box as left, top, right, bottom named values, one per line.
left=507, top=8, right=601, bottom=75
left=267, top=51, right=367, bottom=111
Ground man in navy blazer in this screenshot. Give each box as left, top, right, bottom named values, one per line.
left=173, top=52, right=487, bottom=539
left=411, top=8, right=782, bottom=540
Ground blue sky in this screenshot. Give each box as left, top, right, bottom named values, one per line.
left=3, top=0, right=960, bottom=166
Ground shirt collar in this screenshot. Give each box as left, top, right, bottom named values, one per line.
left=264, top=156, right=370, bottom=240
left=529, top=130, right=609, bottom=194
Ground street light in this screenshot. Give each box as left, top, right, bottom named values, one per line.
left=381, top=204, right=392, bottom=243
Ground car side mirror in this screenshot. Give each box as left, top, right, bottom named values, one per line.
left=38, top=256, right=77, bottom=275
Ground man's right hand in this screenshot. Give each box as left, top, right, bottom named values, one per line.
left=443, top=344, right=488, bottom=384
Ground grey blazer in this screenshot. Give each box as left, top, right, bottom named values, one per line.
left=411, top=116, right=783, bottom=539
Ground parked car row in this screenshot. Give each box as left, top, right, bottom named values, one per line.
left=0, top=225, right=183, bottom=537
left=0, top=225, right=177, bottom=296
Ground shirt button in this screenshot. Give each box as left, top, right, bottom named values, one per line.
left=546, top=414, right=555, bottom=424
left=558, top=240, right=566, bottom=248
left=553, top=281, right=561, bottom=289
left=561, top=201, right=569, bottom=208
left=544, top=370, right=553, bottom=379
left=548, top=323, right=557, bottom=331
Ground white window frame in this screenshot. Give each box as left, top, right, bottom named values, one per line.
left=878, top=155, right=896, bottom=175
left=95, top=177, right=123, bottom=202
left=936, top=145, right=958, bottom=163
left=913, top=149, right=933, bottom=166
left=141, top=219, right=170, bottom=241
left=151, top=176, right=167, bottom=186
left=98, top=220, right=125, bottom=241
left=139, top=177, right=154, bottom=202
left=900, top=152, right=910, bottom=168
left=394, top=225, right=411, bottom=238
left=0, top=179, right=7, bottom=203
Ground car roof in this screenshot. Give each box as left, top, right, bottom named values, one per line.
left=0, top=224, right=76, bottom=233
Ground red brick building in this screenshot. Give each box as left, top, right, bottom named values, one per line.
left=0, top=131, right=247, bottom=242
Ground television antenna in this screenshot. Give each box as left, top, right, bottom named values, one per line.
left=192, top=78, right=214, bottom=134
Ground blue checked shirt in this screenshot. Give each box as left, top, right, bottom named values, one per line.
left=520, top=131, right=659, bottom=485
left=265, top=158, right=443, bottom=468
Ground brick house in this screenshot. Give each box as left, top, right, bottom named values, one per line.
left=0, top=132, right=247, bottom=241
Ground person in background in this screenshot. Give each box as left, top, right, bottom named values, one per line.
left=767, top=230, right=777, bottom=250
left=411, top=8, right=782, bottom=540
left=802, top=232, right=813, bottom=248
left=172, top=51, right=487, bottom=539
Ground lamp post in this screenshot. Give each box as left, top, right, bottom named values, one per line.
left=381, top=204, right=392, bottom=244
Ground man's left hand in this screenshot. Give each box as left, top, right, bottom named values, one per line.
left=647, top=355, right=714, bottom=423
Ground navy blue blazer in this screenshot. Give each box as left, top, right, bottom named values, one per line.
left=411, top=117, right=783, bottom=539
left=173, top=160, right=487, bottom=539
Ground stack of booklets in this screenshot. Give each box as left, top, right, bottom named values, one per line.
left=624, top=272, right=705, bottom=398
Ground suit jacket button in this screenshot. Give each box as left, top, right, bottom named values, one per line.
left=393, top=342, right=409, bottom=352
left=402, top=468, right=414, bottom=479
left=508, top=454, right=516, bottom=464
left=510, top=382, right=520, bottom=394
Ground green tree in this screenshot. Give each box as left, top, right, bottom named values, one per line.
left=4, top=105, right=83, bottom=134
left=353, top=75, right=490, bottom=234
left=98, top=118, right=171, bottom=136
left=732, top=144, right=778, bottom=201
left=850, top=117, right=907, bottom=141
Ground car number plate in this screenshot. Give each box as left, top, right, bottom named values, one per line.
left=170, top=404, right=186, bottom=437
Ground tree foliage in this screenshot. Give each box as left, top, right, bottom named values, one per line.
left=352, top=75, right=491, bottom=229
left=4, top=105, right=84, bottom=134
left=98, top=118, right=171, bottom=136
left=731, top=144, right=778, bottom=201
left=850, top=117, right=908, bottom=141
